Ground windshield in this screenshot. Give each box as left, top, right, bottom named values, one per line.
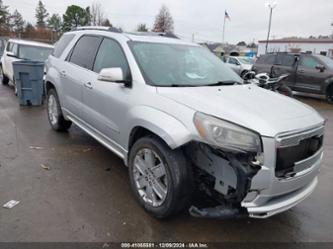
left=318, top=55, right=333, bottom=69
left=238, top=57, right=254, bottom=65
left=129, top=41, right=242, bottom=87
left=18, top=45, right=53, bottom=61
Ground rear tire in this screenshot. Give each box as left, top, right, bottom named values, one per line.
left=0, top=66, right=9, bottom=85
left=128, top=136, right=193, bottom=219
left=47, top=88, right=72, bottom=131
left=326, top=85, right=333, bottom=104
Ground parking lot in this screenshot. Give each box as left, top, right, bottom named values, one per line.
left=0, top=83, right=332, bottom=242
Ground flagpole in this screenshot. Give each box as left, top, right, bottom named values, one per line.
left=222, top=15, right=226, bottom=44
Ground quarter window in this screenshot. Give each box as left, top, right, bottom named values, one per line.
left=53, top=34, right=75, bottom=58
left=6, top=42, right=13, bottom=52
left=93, top=38, right=130, bottom=79
left=69, top=35, right=102, bottom=70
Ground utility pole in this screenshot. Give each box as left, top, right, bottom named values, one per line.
left=265, top=2, right=277, bottom=54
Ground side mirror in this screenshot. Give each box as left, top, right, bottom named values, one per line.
left=315, top=64, right=325, bottom=72
left=98, top=67, right=131, bottom=86
left=7, top=51, right=17, bottom=58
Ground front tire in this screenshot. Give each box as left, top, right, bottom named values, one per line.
left=277, top=84, right=293, bottom=97
left=47, top=88, right=72, bottom=131
left=128, top=136, right=193, bottom=219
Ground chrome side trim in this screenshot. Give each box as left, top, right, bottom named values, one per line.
left=63, top=110, right=128, bottom=163
left=276, top=124, right=324, bottom=148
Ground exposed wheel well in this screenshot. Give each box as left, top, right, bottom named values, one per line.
left=45, top=81, right=55, bottom=94
left=128, top=126, right=164, bottom=151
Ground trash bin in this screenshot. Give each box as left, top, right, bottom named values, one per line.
left=12, top=60, right=44, bottom=106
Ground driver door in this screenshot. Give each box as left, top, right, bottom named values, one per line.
left=82, top=37, right=132, bottom=145
left=295, top=55, right=327, bottom=93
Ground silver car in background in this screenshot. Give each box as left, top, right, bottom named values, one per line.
left=225, top=56, right=254, bottom=77
left=45, top=27, right=325, bottom=219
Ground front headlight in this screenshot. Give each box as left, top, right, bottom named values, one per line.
left=193, top=112, right=262, bottom=153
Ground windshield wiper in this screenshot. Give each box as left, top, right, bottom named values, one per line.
left=203, top=80, right=242, bottom=86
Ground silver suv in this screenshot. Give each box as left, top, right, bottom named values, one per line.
left=45, top=27, right=325, bottom=219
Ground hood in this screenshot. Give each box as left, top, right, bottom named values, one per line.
left=157, top=84, right=324, bottom=137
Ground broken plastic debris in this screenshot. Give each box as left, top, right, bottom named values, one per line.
left=40, top=164, right=50, bottom=170
left=3, top=200, right=20, bottom=209
left=29, top=146, right=44, bottom=150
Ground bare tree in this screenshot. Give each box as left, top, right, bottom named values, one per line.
left=152, top=5, right=174, bottom=33
left=90, top=1, right=105, bottom=26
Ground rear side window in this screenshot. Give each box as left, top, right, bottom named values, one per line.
left=262, top=55, right=276, bottom=64
left=93, top=38, right=131, bottom=79
left=256, top=54, right=275, bottom=64
left=228, top=57, right=238, bottom=65
left=276, top=54, right=295, bottom=66
left=69, top=35, right=102, bottom=70
left=53, top=34, right=75, bottom=58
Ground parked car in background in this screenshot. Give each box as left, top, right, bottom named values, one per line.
left=45, top=27, right=324, bottom=219
left=0, top=39, right=53, bottom=93
left=252, top=52, right=333, bottom=103
left=225, top=56, right=254, bottom=77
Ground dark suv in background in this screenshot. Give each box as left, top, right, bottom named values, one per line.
left=252, top=52, right=333, bottom=102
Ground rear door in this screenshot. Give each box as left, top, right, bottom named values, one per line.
left=253, top=54, right=276, bottom=74
left=61, top=35, right=102, bottom=119
left=273, top=54, right=297, bottom=88
left=295, top=55, right=326, bottom=93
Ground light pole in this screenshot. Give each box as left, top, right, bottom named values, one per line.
left=265, top=2, right=277, bottom=54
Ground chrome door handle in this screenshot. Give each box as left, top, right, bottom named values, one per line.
left=84, top=82, right=93, bottom=89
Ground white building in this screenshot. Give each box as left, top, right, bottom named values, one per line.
left=257, top=38, right=333, bottom=56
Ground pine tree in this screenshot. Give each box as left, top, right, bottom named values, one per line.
left=11, top=9, right=24, bottom=35
left=35, top=0, right=49, bottom=28
left=0, top=0, right=9, bottom=30
left=137, top=23, right=148, bottom=32
left=152, top=5, right=174, bottom=33
left=47, top=14, right=62, bottom=32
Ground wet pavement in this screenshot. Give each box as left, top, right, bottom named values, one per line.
left=0, top=84, right=332, bottom=242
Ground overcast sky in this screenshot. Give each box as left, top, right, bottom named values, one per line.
left=7, top=0, right=333, bottom=44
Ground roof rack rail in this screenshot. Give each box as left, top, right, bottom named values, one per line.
left=125, top=31, right=179, bottom=39
left=71, top=26, right=122, bottom=33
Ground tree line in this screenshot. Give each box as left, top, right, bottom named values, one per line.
left=0, top=0, right=175, bottom=43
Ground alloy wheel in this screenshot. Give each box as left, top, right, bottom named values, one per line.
left=133, top=148, right=168, bottom=207
left=48, top=94, right=59, bottom=125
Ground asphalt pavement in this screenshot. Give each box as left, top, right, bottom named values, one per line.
left=0, top=84, right=332, bottom=242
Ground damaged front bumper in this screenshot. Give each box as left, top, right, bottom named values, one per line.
left=243, top=176, right=318, bottom=218
left=187, top=124, right=324, bottom=219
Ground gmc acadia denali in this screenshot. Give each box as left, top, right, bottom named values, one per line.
left=45, top=27, right=325, bottom=219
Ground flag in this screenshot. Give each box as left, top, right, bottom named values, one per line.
left=225, top=11, right=230, bottom=20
